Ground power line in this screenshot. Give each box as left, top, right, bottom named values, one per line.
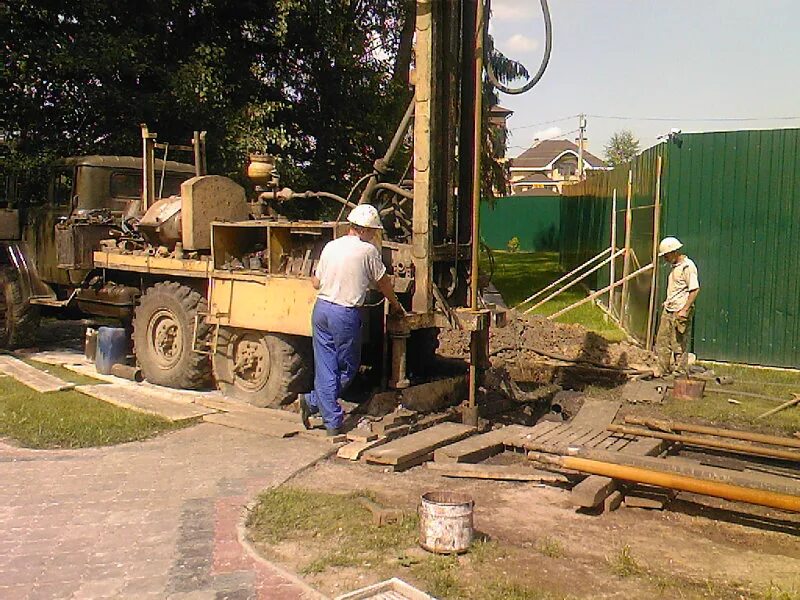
left=506, top=127, right=580, bottom=149
left=507, top=115, right=578, bottom=131
left=587, top=114, right=800, bottom=123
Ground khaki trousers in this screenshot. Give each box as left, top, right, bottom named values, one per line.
left=655, top=308, right=693, bottom=376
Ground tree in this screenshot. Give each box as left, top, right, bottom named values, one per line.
left=604, top=130, right=641, bottom=167
left=1, top=0, right=409, bottom=200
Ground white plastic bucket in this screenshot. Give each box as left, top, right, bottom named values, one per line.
left=418, top=491, right=474, bottom=554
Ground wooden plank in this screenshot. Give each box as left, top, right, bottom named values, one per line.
left=14, top=349, right=91, bottom=367
left=77, top=384, right=214, bottom=422
left=569, top=399, right=621, bottom=428
left=0, top=356, right=74, bottom=393
left=347, top=428, right=379, bottom=443
left=194, top=396, right=300, bottom=421
left=427, top=462, right=569, bottom=483
left=583, top=430, right=616, bottom=449
left=433, top=425, right=528, bottom=464
left=570, top=436, right=667, bottom=509
left=338, top=437, right=390, bottom=461
left=203, top=411, right=301, bottom=438
left=504, top=421, right=561, bottom=448
left=363, top=423, right=476, bottom=466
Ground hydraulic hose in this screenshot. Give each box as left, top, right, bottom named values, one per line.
left=484, top=0, right=552, bottom=95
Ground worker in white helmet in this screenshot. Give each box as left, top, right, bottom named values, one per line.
left=654, top=236, right=700, bottom=377
left=300, top=204, right=405, bottom=435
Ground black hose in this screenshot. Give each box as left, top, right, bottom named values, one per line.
left=484, top=0, right=552, bottom=95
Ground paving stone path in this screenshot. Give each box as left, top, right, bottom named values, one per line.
left=0, top=423, right=331, bottom=600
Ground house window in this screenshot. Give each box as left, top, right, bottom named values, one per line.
left=555, top=157, right=578, bottom=178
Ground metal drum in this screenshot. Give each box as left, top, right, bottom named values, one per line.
left=418, top=491, right=474, bottom=554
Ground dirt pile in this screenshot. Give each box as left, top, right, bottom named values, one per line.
left=438, top=311, right=655, bottom=371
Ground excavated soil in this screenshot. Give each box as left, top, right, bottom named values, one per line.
left=438, top=311, right=655, bottom=372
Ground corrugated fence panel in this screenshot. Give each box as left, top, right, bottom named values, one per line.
left=480, top=195, right=561, bottom=251
left=561, top=127, right=799, bottom=366
left=661, top=128, right=800, bottom=367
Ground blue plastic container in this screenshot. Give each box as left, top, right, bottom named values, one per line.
left=95, top=327, right=128, bottom=375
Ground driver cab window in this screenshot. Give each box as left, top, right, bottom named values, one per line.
left=52, top=170, right=75, bottom=205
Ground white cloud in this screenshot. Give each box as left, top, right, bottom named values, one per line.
left=532, top=126, right=562, bottom=142
left=491, top=0, right=539, bottom=22
left=504, top=33, right=539, bottom=54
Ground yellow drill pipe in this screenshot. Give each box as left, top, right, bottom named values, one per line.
left=529, top=453, right=800, bottom=513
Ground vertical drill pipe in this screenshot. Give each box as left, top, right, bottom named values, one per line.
left=624, top=416, right=800, bottom=449
left=465, top=0, right=485, bottom=425
left=528, top=453, right=800, bottom=512
left=607, top=425, right=800, bottom=462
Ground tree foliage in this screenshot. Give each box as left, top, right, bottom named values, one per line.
left=604, top=129, right=641, bottom=167
left=2, top=0, right=409, bottom=195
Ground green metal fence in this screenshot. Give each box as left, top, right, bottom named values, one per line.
left=561, top=128, right=800, bottom=369
left=481, top=194, right=560, bottom=252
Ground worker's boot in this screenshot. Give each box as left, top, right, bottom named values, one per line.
left=326, top=427, right=342, bottom=437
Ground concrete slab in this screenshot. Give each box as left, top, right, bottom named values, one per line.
left=0, top=355, right=74, bottom=393
left=76, top=384, right=215, bottom=422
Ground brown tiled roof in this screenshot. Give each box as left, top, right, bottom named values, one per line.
left=512, top=188, right=560, bottom=197
left=510, top=139, right=606, bottom=169
left=514, top=172, right=556, bottom=184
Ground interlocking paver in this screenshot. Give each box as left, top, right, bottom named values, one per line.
left=0, top=423, right=329, bottom=599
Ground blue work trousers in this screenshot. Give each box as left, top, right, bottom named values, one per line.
left=306, top=299, right=362, bottom=429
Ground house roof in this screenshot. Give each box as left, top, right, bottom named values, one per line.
left=513, top=172, right=557, bottom=184
left=489, top=105, right=514, bottom=117
left=512, top=188, right=560, bottom=197
left=511, top=139, right=606, bottom=169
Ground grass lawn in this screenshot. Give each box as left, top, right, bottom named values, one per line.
left=486, top=251, right=626, bottom=342
left=0, top=358, right=190, bottom=449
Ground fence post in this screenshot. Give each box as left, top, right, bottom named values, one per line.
left=619, top=170, right=633, bottom=329
left=645, top=155, right=663, bottom=349
left=609, top=188, right=618, bottom=316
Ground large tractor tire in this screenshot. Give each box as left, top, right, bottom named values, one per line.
left=133, top=281, right=211, bottom=389
left=212, top=328, right=311, bottom=408
left=0, top=267, right=40, bottom=349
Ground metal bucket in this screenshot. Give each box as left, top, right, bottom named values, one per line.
left=418, top=491, right=474, bottom=554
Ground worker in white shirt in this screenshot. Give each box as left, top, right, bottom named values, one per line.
left=654, top=237, right=700, bottom=377
left=300, top=204, right=405, bottom=435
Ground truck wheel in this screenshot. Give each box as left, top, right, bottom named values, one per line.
left=0, top=268, right=40, bottom=349
left=133, top=281, right=211, bottom=389
left=213, top=328, right=311, bottom=408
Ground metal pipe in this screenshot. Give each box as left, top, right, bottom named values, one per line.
left=609, top=189, right=617, bottom=315
left=373, top=182, right=414, bottom=200
left=624, top=416, right=800, bottom=449
left=607, top=424, right=800, bottom=462
left=757, top=394, right=800, bottom=420
left=524, top=248, right=624, bottom=313
left=360, top=100, right=415, bottom=205
left=111, top=364, right=144, bottom=383
left=465, top=0, right=485, bottom=428
left=645, top=155, right=663, bottom=349
left=528, top=452, right=800, bottom=512
left=513, top=246, right=612, bottom=309
left=547, top=262, right=653, bottom=320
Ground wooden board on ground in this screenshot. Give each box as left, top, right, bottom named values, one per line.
left=363, top=422, right=476, bottom=466
left=434, top=425, right=528, bottom=464
left=14, top=349, right=91, bottom=367
left=503, top=421, right=562, bottom=449
left=569, top=438, right=667, bottom=509
left=569, top=399, right=622, bottom=428
left=427, top=462, right=569, bottom=483
left=338, top=437, right=391, bottom=461
left=77, top=384, right=214, bottom=421
left=203, top=411, right=301, bottom=438
left=0, top=355, right=74, bottom=393
left=193, top=395, right=301, bottom=422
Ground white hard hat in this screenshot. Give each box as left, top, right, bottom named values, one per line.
left=347, top=204, right=383, bottom=229
left=658, top=236, right=683, bottom=256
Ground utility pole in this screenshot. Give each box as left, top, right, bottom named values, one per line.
left=577, top=113, right=587, bottom=179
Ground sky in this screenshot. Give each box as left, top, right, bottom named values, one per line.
left=489, top=0, right=800, bottom=160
